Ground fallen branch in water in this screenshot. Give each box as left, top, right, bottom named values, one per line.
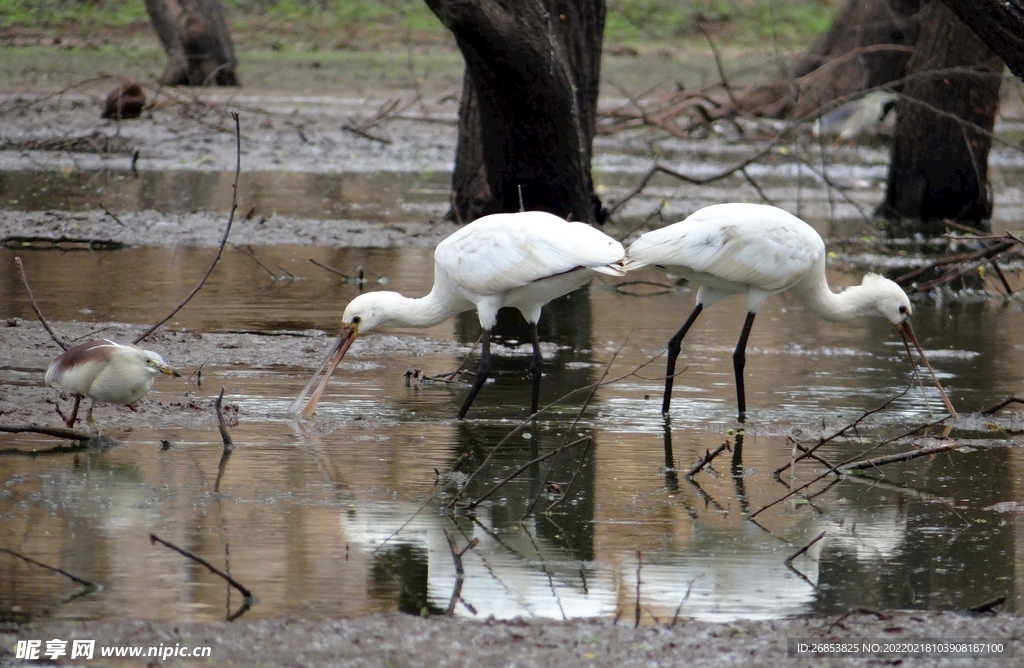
left=785, top=531, right=826, bottom=567
left=838, top=442, right=957, bottom=472
left=0, top=547, right=99, bottom=591
left=749, top=415, right=949, bottom=519
left=214, top=387, right=234, bottom=452
left=443, top=529, right=478, bottom=617
left=150, top=532, right=253, bottom=602
left=982, top=396, right=1024, bottom=415
left=686, top=440, right=731, bottom=477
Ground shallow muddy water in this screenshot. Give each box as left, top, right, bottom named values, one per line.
left=2, top=243, right=1024, bottom=624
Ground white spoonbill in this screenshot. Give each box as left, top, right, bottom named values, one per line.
left=290, top=211, right=627, bottom=420
left=45, top=339, right=180, bottom=430
left=626, top=203, right=957, bottom=422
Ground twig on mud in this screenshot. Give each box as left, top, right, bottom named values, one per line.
left=0, top=547, right=98, bottom=591
left=134, top=111, right=242, bottom=344
left=685, top=440, right=731, bottom=477
left=215, top=387, right=234, bottom=452
left=0, top=423, right=96, bottom=442
left=150, top=532, right=253, bottom=602
left=982, top=396, right=1024, bottom=415
left=967, top=595, right=1006, bottom=615
left=443, top=529, right=478, bottom=617
left=15, top=257, right=67, bottom=350
left=838, top=442, right=957, bottom=472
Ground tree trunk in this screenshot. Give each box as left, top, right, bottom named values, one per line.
left=936, top=0, right=1024, bottom=81
left=736, top=0, right=924, bottom=119
left=144, top=0, right=239, bottom=87
left=424, top=0, right=605, bottom=224
left=879, top=2, right=1003, bottom=233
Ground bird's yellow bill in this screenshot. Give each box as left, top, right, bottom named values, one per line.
left=288, top=326, right=358, bottom=417
left=160, top=364, right=182, bottom=378
left=897, top=321, right=957, bottom=418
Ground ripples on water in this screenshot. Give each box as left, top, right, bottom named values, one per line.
left=2, top=167, right=1024, bottom=624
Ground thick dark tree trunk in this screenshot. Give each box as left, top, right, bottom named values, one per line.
left=144, top=0, right=239, bottom=86
left=879, top=2, right=1003, bottom=233
left=424, top=0, right=605, bottom=224
left=736, top=0, right=924, bottom=119
left=936, top=0, right=1024, bottom=81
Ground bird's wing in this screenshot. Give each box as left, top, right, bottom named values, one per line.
left=434, top=212, right=625, bottom=297
left=45, top=339, right=127, bottom=393
left=627, top=204, right=824, bottom=293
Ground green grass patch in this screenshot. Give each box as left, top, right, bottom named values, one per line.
left=2, top=0, right=840, bottom=51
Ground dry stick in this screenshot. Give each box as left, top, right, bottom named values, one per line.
left=839, top=442, right=958, bottom=472
left=774, top=388, right=911, bottom=476
left=685, top=441, right=730, bottom=477
left=0, top=424, right=96, bottom=442
left=443, top=529, right=478, bottom=617
left=466, top=436, right=591, bottom=510
left=988, top=259, right=1014, bottom=297
left=133, top=111, right=242, bottom=345
left=982, top=396, right=1024, bottom=415
left=149, top=532, right=253, bottom=601
left=545, top=436, right=593, bottom=514
left=785, top=531, right=826, bottom=566
left=698, top=23, right=737, bottom=106
left=229, top=242, right=280, bottom=280
left=526, top=334, right=633, bottom=517
left=749, top=415, right=949, bottom=519
left=670, top=576, right=700, bottom=626
left=1, top=547, right=98, bottom=590
left=450, top=342, right=661, bottom=507
left=634, top=550, right=643, bottom=628
left=308, top=258, right=350, bottom=280
left=967, top=595, right=1006, bottom=615
left=15, top=257, right=67, bottom=350
left=214, top=387, right=234, bottom=452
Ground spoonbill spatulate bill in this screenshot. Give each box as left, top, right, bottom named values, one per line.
left=290, top=210, right=627, bottom=420
left=626, top=203, right=957, bottom=422
left=45, top=339, right=180, bottom=430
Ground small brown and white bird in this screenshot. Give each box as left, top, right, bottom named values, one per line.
left=45, top=339, right=180, bottom=430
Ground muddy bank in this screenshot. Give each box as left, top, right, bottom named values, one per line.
left=2, top=610, right=1019, bottom=667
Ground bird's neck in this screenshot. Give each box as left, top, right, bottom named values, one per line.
left=376, top=289, right=466, bottom=329
left=799, top=272, right=881, bottom=323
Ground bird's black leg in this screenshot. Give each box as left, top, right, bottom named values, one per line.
left=457, top=329, right=492, bottom=420
left=733, top=312, right=757, bottom=423
left=663, top=303, right=703, bottom=415
left=529, top=322, right=543, bottom=415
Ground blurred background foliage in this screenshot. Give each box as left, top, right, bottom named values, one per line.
left=0, top=0, right=839, bottom=49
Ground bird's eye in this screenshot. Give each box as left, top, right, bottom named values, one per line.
left=898, top=305, right=909, bottom=315
left=351, top=315, right=361, bottom=324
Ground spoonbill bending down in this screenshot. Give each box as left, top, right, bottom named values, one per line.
left=626, top=203, right=957, bottom=422
left=45, top=339, right=180, bottom=430
left=290, top=211, right=627, bottom=420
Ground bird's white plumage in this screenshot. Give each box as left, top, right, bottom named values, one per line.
left=347, top=210, right=626, bottom=332
left=433, top=212, right=626, bottom=326
left=626, top=202, right=956, bottom=420
left=291, top=210, right=627, bottom=417
left=45, top=339, right=176, bottom=406
left=627, top=203, right=824, bottom=310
